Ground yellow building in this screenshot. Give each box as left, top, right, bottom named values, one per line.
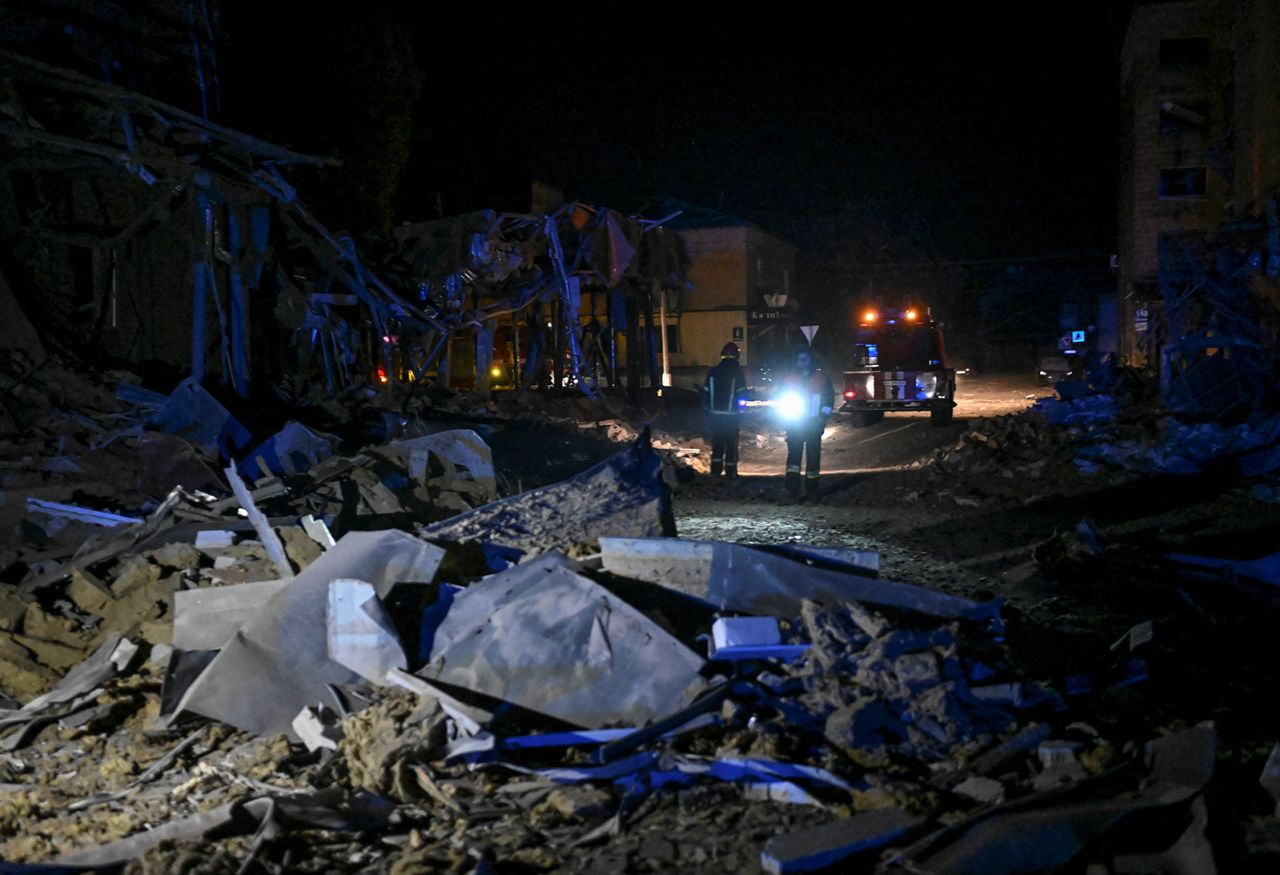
left=665, top=204, right=800, bottom=378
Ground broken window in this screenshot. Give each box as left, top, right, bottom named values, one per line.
left=1159, top=37, right=1210, bottom=68
left=1160, top=101, right=1208, bottom=134
left=1159, top=166, right=1207, bottom=199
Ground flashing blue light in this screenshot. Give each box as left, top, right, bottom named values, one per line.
left=737, top=399, right=747, bottom=408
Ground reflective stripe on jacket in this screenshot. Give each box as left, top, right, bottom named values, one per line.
left=702, top=361, right=747, bottom=415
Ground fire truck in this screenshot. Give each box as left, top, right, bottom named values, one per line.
left=840, top=305, right=956, bottom=426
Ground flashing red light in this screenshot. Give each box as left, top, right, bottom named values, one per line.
left=844, top=390, right=856, bottom=398
left=904, top=308, right=919, bottom=321
left=377, top=368, right=389, bottom=384
left=860, top=309, right=878, bottom=324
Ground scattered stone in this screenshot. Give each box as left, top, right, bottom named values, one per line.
left=952, top=775, right=1005, bottom=805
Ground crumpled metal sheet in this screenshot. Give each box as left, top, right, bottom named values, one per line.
left=419, top=554, right=706, bottom=728
left=420, top=434, right=673, bottom=557
left=171, top=531, right=444, bottom=737
left=598, top=537, right=993, bottom=623
left=150, top=377, right=253, bottom=460
left=172, top=579, right=289, bottom=651
left=238, top=420, right=339, bottom=480
left=326, top=578, right=406, bottom=683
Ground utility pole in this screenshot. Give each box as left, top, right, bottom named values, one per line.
left=656, top=280, right=671, bottom=389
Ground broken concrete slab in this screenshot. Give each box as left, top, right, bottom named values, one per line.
left=760, top=808, right=923, bottom=874
left=420, top=433, right=673, bottom=557
left=171, top=530, right=444, bottom=737
left=279, top=524, right=324, bottom=570
left=420, top=554, right=707, bottom=728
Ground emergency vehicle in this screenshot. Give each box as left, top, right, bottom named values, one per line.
left=841, top=305, right=957, bottom=426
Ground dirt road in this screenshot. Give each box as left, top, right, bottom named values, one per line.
left=672, top=374, right=1047, bottom=585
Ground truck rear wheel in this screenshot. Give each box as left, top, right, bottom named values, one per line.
left=930, top=405, right=954, bottom=426
left=849, top=410, right=884, bottom=428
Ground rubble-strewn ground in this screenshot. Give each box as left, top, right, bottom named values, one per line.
left=4, top=362, right=1280, bottom=873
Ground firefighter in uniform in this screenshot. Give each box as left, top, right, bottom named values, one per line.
left=778, top=345, right=834, bottom=498
left=700, top=342, right=748, bottom=477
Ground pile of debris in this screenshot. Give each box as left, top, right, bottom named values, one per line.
left=929, top=392, right=1280, bottom=500
left=0, top=425, right=1236, bottom=872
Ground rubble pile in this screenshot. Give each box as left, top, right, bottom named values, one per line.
left=788, top=601, right=1025, bottom=764
left=0, top=361, right=1268, bottom=872
left=929, top=391, right=1280, bottom=500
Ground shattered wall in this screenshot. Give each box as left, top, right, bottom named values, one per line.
left=1117, top=0, right=1280, bottom=368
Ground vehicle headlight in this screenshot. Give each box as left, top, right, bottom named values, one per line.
left=776, top=392, right=806, bottom=422
left=915, top=373, right=938, bottom=399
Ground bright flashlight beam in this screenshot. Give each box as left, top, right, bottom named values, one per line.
left=776, top=392, right=806, bottom=421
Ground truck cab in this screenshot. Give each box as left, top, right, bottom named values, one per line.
left=841, top=306, right=957, bottom=426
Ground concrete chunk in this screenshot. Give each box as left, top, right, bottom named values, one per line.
left=953, top=775, right=1006, bottom=805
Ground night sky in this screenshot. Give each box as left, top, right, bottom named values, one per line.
left=224, top=4, right=1129, bottom=261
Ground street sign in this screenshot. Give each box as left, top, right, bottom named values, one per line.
left=801, top=324, right=819, bottom=343
left=1071, top=329, right=1086, bottom=343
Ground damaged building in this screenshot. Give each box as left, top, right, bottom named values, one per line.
left=0, top=2, right=1279, bottom=874
left=1117, top=0, right=1280, bottom=412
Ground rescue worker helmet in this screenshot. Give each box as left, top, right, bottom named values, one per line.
left=720, top=342, right=740, bottom=359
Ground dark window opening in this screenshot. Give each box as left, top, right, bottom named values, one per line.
left=664, top=323, right=681, bottom=354
left=1160, top=37, right=1210, bottom=68
left=1159, top=166, right=1207, bottom=198
left=1160, top=101, right=1208, bottom=134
